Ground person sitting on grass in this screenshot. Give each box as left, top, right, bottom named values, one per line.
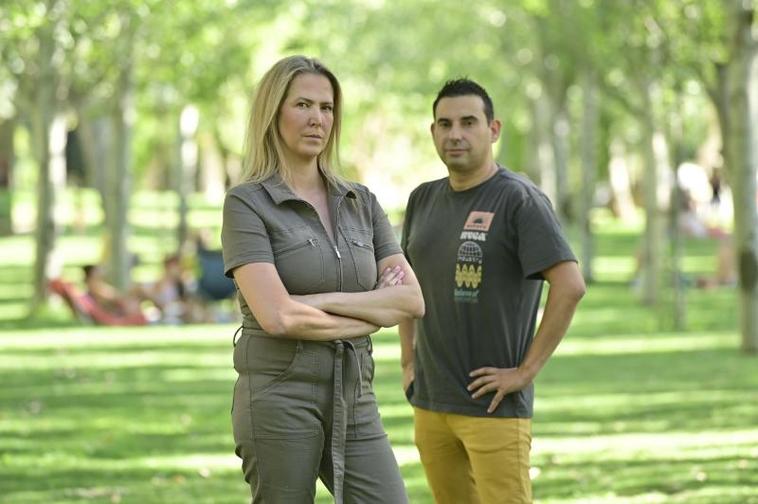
left=140, top=254, right=193, bottom=323
left=82, top=264, right=148, bottom=320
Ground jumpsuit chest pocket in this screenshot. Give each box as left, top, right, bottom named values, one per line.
left=344, top=228, right=377, bottom=291
left=271, top=226, right=324, bottom=294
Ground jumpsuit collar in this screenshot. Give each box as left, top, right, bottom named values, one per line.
left=260, top=173, right=357, bottom=206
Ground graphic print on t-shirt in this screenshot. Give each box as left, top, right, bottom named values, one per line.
left=463, top=211, right=494, bottom=232
left=454, top=211, right=495, bottom=303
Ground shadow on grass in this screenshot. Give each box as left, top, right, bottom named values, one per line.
left=535, top=454, right=758, bottom=500
left=0, top=215, right=753, bottom=503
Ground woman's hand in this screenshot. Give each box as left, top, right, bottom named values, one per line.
left=376, top=265, right=405, bottom=289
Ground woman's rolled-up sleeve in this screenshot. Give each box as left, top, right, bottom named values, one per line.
left=221, top=189, right=274, bottom=278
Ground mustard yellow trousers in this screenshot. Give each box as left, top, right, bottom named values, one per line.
left=414, top=407, right=532, bottom=504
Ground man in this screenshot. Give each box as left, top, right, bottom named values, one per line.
left=400, top=78, right=586, bottom=503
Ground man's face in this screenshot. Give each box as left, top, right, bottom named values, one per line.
left=431, top=95, right=499, bottom=174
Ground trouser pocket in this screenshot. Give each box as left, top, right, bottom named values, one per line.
left=234, top=335, right=302, bottom=395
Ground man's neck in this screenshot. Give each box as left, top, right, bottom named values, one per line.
left=448, top=162, right=498, bottom=192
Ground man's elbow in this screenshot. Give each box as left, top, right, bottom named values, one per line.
left=567, top=278, right=587, bottom=304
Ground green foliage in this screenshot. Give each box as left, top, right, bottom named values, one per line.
left=1, top=0, right=740, bottom=197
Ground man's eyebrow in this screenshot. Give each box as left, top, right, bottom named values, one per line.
left=436, top=115, right=479, bottom=123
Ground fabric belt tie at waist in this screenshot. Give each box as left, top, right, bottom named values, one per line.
left=331, top=339, right=364, bottom=504
left=233, top=329, right=368, bottom=503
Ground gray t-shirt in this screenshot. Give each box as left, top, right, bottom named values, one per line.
left=401, top=167, right=576, bottom=418
left=222, top=174, right=402, bottom=335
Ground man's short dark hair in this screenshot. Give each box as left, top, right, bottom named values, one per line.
left=433, top=78, right=494, bottom=122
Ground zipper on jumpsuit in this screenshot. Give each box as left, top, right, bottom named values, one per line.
left=328, top=196, right=363, bottom=504
left=333, top=198, right=344, bottom=292
left=301, top=199, right=343, bottom=291
left=303, top=195, right=357, bottom=504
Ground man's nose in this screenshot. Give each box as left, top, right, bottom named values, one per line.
left=448, top=123, right=463, bottom=140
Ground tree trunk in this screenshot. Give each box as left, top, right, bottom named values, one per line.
left=76, top=112, right=112, bottom=198
left=176, top=104, right=199, bottom=249
left=199, top=131, right=226, bottom=203
left=533, top=92, right=557, bottom=205
left=668, top=100, right=687, bottom=331
left=0, top=118, right=15, bottom=235
left=714, top=64, right=731, bottom=182
left=30, top=18, right=64, bottom=312
left=551, top=102, right=570, bottom=224
left=608, top=140, right=636, bottom=221
left=579, top=70, right=597, bottom=282
left=639, top=78, right=669, bottom=306
left=725, top=0, right=758, bottom=353
left=213, top=126, right=240, bottom=188
left=106, top=13, right=136, bottom=291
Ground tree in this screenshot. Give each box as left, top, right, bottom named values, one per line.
left=667, top=0, right=757, bottom=351
left=0, top=117, right=14, bottom=235
left=3, top=0, right=72, bottom=312
left=721, top=0, right=758, bottom=352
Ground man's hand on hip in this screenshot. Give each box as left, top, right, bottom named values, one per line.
left=467, top=367, right=530, bottom=414
left=402, top=362, right=415, bottom=391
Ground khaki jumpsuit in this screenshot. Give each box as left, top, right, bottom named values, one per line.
left=222, top=175, right=408, bottom=504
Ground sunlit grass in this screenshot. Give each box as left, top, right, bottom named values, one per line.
left=0, top=202, right=755, bottom=503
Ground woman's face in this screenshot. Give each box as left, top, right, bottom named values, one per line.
left=277, top=72, right=335, bottom=167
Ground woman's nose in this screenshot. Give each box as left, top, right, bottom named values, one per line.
left=308, top=109, right=323, bottom=126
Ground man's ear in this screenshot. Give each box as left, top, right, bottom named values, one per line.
left=489, top=119, right=502, bottom=143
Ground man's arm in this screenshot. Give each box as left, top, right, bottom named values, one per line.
left=233, top=263, right=380, bottom=341
left=468, top=260, right=586, bottom=413
left=398, top=318, right=416, bottom=391
left=294, top=253, right=425, bottom=327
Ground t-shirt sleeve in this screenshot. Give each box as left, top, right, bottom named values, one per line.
left=400, top=189, right=415, bottom=265
left=515, top=191, right=577, bottom=280
left=369, top=191, right=403, bottom=261
left=221, top=189, right=274, bottom=278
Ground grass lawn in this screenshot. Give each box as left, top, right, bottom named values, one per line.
left=1, top=206, right=757, bottom=503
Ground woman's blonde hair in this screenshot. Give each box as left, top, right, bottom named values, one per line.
left=240, top=55, right=343, bottom=187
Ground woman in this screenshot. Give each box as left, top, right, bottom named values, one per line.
left=221, top=55, right=424, bottom=503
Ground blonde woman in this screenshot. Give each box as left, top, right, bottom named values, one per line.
left=222, top=55, right=423, bottom=503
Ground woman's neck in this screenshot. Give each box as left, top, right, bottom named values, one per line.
left=288, top=161, right=326, bottom=197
